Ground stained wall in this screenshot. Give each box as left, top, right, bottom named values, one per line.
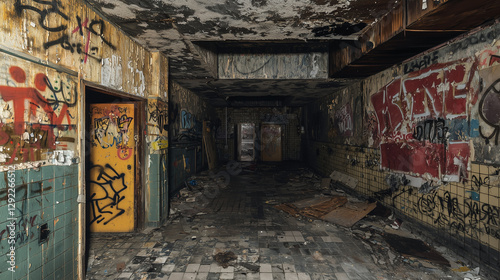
left=169, top=81, right=216, bottom=195
left=305, top=22, right=500, bottom=275
left=0, top=0, right=166, bottom=278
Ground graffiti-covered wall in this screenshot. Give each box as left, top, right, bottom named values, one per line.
left=169, top=81, right=216, bottom=194
left=306, top=22, right=500, bottom=276
left=0, top=55, right=78, bottom=167
left=0, top=0, right=163, bottom=279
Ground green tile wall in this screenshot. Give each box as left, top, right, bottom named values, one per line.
left=0, top=165, right=79, bottom=280
left=147, top=153, right=169, bottom=227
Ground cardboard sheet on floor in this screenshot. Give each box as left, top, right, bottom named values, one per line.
left=275, top=196, right=348, bottom=219
left=383, top=233, right=450, bottom=266
left=321, top=201, right=377, bottom=227
left=274, top=203, right=300, bottom=216
left=292, top=196, right=332, bottom=208
left=301, top=196, right=348, bottom=218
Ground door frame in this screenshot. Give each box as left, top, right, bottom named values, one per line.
left=79, top=81, right=146, bottom=277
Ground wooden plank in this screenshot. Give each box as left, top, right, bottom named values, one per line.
left=321, top=201, right=377, bottom=228
left=203, top=121, right=218, bottom=170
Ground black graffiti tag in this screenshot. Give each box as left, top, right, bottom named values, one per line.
left=14, top=0, right=69, bottom=32
left=479, top=79, right=500, bottom=145
left=89, top=164, right=127, bottom=225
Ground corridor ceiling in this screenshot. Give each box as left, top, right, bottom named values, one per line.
left=85, top=0, right=500, bottom=106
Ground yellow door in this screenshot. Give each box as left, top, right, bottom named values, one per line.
left=261, top=124, right=282, bottom=161
left=89, top=103, right=136, bottom=232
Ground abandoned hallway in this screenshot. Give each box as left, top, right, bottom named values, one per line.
left=85, top=163, right=468, bottom=280
left=2, top=0, right=500, bottom=280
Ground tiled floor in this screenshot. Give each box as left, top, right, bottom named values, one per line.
left=85, top=163, right=466, bottom=279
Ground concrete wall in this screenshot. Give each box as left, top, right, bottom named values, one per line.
left=169, top=81, right=216, bottom=195
left=215, top=107, right=302, bottom=161
left=0, top=0, right=168, bottom=278
left=305, top=22, right=500, bottom=276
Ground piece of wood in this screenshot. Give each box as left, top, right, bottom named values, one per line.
left=321, top=201, right=377, bottom=228
left=274, top=204, right=300, bottom=217
left=203, top=121, right=217, bottom=170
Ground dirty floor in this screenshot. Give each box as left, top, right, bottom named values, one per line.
left=85, top=162, right=472, bottom=280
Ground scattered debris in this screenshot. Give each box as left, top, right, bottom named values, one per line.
left=462, top=267, right=481, bottom=280
left=321, top=201, right=377, bottom=228
left=213, top=251, right=237, bottom=268
left=238, top=262, right=260, bottom=272
left=390, top=218, right=403, bottom=229
left=383, top=233, right=450, bottom=267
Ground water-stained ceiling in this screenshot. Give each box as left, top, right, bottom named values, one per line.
left=84, top=0, right=500, bottom=106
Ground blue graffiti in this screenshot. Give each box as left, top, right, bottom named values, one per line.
left=181, top=110, right=192, bottom=129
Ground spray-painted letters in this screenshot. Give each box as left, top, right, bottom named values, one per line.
left=14, top=0, right=115, bottom=63
left=370, top=60, right=478, bottom=181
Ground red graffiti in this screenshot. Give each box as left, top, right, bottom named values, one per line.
left=371, top=78, right=403, bottom=138
left=72, top=17, right=91, bottom=63
left=490, top=55, right=500, bottom=66
left=9, top=66, right=26, bottom=83
left=381, top=142, right=445, bottom=178
left=0, top=67, right=73, bottom=164
left=371, top=59, right=478, bottom=180
left=117, top=147, right=133, bottom=160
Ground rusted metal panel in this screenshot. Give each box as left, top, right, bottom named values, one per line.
left=406, top=0, right=449, bottom=26
left=407, top=0, right=500, bottom=31
left=329, top=1, right=404, bottom=77
left=379, top=1, right=405, bottom=43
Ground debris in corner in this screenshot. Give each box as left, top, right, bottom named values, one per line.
left=383, top=233, right=450, bottom=267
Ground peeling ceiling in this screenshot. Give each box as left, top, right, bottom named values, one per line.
left=84, top=0, right=500, bottom=106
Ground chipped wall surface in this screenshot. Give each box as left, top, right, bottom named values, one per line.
left=0, top=53, right=78, bottom=168
left=147, top=99, right=169, bottom=152
left=170, top=81, right=215, bottom=144
left=306, top=21, right=500, bottom=275
left=0, top=0, right=161, bottom=170
left=218, top=52, right=328, bottom=79
left=0, top=0, right=167, bottom=279
left=0, top=0, right=153, bottom=97
left=169, top=81, right=216, bottom=194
